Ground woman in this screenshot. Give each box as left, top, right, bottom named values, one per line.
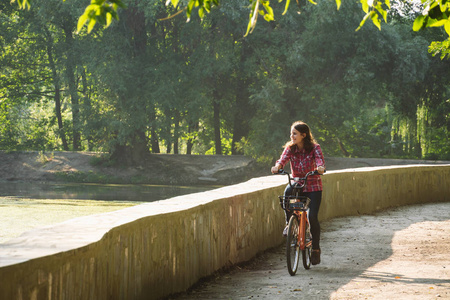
left=271, top=121, right=325, bottom=265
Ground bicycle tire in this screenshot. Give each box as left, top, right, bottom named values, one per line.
left=302, top=220, right=312, bottom=269
left=286, top=215, right=300, bottom=276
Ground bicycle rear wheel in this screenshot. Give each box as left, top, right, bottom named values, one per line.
left=286, top=215, right=300, bottom=276
left=302, top=220, right=312, bottom=269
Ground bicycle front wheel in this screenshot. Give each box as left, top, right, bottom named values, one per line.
left=286, top=215, right=300, bottom=276
left=302, top=220, right=312, bottom=270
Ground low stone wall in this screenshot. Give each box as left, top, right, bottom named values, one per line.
left=0, top=165, right=449, bottom=299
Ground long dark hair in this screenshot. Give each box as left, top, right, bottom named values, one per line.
left=285, top=121, right=317, bottom=153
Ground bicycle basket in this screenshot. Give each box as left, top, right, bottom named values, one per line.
left=279, top=196, right=310, bottom=210
left=289, top=200, right=305, bottom=209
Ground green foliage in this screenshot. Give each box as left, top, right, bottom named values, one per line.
left=36, top=151, right=54, bottom=164
left=3, top=0, right=450, bottom=163
left=77, top=0, right=126, bottom=33
left=357, top=0, right=390, bottom=31
left=11, top=0, right=31, bottom=10
left=89, top=153, right=116, bottom=167
left=429, top=39, right=450, bottom=59
left=11, top=0, right=450, bottom=60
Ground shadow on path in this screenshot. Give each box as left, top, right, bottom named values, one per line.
left=168, top=202, right=450, bottom=300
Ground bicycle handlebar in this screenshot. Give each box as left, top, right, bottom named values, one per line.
left=276, top=169, right=325, bottom=190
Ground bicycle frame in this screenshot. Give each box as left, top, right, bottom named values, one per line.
left=298, top=209, right=308, bottom=249
left=286, top=196, right=311, bottom=250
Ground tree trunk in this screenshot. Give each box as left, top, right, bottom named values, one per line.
left=231, top=94, right=247, bottom=155
left=81, top=68, right=94, bottom=151
left=213, top=90, right=222, bottom=155
left=173, top=110, right=180, bottom=154
left=166, top=138, right=172, bottom=154
left=336, top=137, right=350, bottom=157
left=62, top=23, right=81, bottom=151
left=131, top=130, right=149, bottom=165
left=164, top=108, right=172, bottom=154
left=111, top=3, right=152, bottom=162
left=232, top=43, right=253, bottom=155
left=186, top=121, right=199, bottom=155
left=45, top=28, right=69, bottom=151
left=149, top=106, right=160, bottom=153
left=151, top=126, right=160, bottom=154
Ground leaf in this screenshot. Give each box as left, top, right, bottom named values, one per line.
left=262, top=1, right=274, bottom=17
left=427, top=18, right=448, bottom=27
left=356, top=12, right=371, bottom=31
left=376, top=6, right=388, bottom=22
left=106, top=12, right=112, bottom=27
left=244, top=14, right=253, bottom=37
left=14, top=0, right=31, bottom=10
left=77, top=12, right=90, bottom=32
left=445, top=20, right=450, bottom=36
left=205, top=0, right=211, bottom=12
left=336, top=0, right=342, bottom=10
left=87, top=18, right=97, bottom=33
left=413, top=15, right=425, bottom=31
left=385, top=0, right=391, bottom=10
left=371, top=11, right=381, bottom=30
left=187, top=0, right=195, bottom=17
left=263, top=9, right=275, bottom=21
left=282, top=0, right=291, bottom=15
left=361, top=0, right=369, bottom=13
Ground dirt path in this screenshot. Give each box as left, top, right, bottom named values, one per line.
left=1, top=151, right=448, bottom=185
left=169, top=202, right=450, bottom=300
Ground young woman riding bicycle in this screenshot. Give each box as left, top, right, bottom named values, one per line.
left=271, top=121, right=325, bottom=265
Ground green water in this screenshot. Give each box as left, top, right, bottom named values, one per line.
left=0, top=181, right=216, bottom=202
left=0, top=182, right=218, bottom=242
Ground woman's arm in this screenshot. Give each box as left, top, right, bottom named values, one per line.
left=271, top=147, right=291, bottom=173
left=314, top=144, right=326, bottom=174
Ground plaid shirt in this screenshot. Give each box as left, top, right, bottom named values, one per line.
left=276, top=143, right=325, bottom=192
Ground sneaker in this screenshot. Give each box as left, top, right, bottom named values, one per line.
left=311, top=249, right=321, bottom=265
left=282, top=225, right=289, bottom=237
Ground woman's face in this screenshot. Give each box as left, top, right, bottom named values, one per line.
left=290, top=127, right=306, bottom=146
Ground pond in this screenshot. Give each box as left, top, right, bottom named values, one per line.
left=0, top=181, right=217, bottom=202
left=0, top=181, right=219, bottom=243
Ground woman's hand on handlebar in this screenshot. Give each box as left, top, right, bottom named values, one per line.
left=271, top=164, right=281, bottom=174
left=317, top=165, right=325, bottom=175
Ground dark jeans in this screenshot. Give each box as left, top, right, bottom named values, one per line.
left=284, top=184, right=322, bottom=250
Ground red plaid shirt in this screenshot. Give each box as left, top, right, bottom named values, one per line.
left=276, top=143, right=325, bottom=192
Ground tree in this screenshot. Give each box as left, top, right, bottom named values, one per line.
left=1, top=2, right=69, bottom=150
left=3, top=0, right=449, bottom=161
left=13, top=0, right=450, bottom=58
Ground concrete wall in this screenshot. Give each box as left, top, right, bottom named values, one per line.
left=0, top=165, right=449, bottom=299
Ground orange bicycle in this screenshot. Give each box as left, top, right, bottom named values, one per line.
left=278, top=169, right=323, bottom=275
